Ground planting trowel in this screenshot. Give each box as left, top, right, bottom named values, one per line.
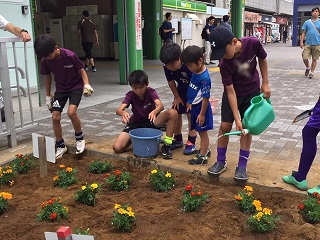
left=292, top=108, right=313, bottom=123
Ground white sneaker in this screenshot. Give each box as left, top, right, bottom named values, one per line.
left=55, top=146, right=68, bottom=160
left=76, top=140, right=85, bottom=154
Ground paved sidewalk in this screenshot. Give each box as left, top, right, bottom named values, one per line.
left=1, top=41, right=319, bottom=194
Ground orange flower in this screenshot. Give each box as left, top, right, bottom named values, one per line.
left=298, top=203, right=305, bottom=210
left=197, top=191, right=202, bottom=196
left=313, top=192, right=319, bottom=197
left=235, top=195, right=243, bottom=201
left=191, top=192, right=196, bottom=197
left=103, top=173, right=110, bottom=178
left=115, top=170, right=122, bottom=176
left=66, top=167, right=73, bottom=172
left=41, top=202, right=47, bottom=208
left=50, top=212, right=57, bottom=220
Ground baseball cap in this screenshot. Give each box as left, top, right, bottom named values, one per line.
left=209, top=26, right=235, bottom=60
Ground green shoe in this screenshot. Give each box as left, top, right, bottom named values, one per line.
left=282, top=172, right=308, bottom=191
left=307, top=185, right=320, bottom=195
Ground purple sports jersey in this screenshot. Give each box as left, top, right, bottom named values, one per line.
left=163, top=64, right=192, bottom=103
left=219, top=37, right=267, bottom=96
left=123, top=87, right=159, bottom=124
left=307, top=99, right=320, bottom=129
left=40, top=48, right=85, bottom=92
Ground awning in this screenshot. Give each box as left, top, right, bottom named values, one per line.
left=185, top=13, right=203, bottom=25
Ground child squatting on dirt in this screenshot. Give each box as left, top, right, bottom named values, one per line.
left=206, top=26, right=271, bottom=182
left=159, top=43, right=198, bottom=155
left=112, top=70, right=178, bottom=159
left=180, top=45, right=213, bottom=165
left=34, top=34, right=94, bottom=160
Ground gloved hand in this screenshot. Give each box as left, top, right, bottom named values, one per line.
left=83, top=84, right=94, bottom=97
left=46, top=96, right=53, bottom=110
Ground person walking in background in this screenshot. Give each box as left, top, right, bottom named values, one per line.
left=0, top=14, right=31, bottom=42
left=207, top=26, right=271, bottom=182
left=300, top=7, right=320, bottom=79
left=34, top=35, right=94, bottom=160
left=282, top=96, right=320, bottom=195
left=283, top=29, right=288, bottom=43
left=181, top=45, right=213, bottom=165
left=163, top=12, right=175, bottom=44
left=112, top=70, right=178, bottom=159
left=204, top=16, right=215, bottom=65
left=160, top=43, right=198, bottom=155
left=77, top=10, right=99, bottom=72
left=220, top=15, right=232, bottom=32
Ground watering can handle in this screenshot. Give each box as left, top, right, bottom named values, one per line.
left=260, top=93, right=272, bottom=105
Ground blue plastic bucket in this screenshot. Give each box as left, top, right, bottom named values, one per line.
left=129, top=128, right=163, bottom=158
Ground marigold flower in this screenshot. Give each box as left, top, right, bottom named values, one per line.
left=185, top=184, right=192, bottom=191
left=0, top=192, right=12, bottom=200
left=191, top=192, right=196, bottom=197
left=25, top=157, right=29, bottom=160
left=313, top=192, right=319, bottom=197
left=118, top=208, right=126, bottom=214
left=9, top=180, right=14, bottom=186
left=53, top=176, right=59, bottom=181
left=127, top=211, right=135, bottom=217
left=298, top=203, right=305, bottom=210
left=235, top=195, right=243, bottom=201
left=253, top=200, right=262, bottom=211
left=91, top=183, right=98, bottom=189
left=41, top=202, right=47, bottom=208
left=244, top=186, right=253, bottom=192
left=66, top=167, right=73, bottom=172
left=82, top=186, right=87, bottom=190
left=115, top=170, right=122, bottom=176
left=254, top=211, right=263, bottom=221
left=59, top=164, right=65, bottom=168
left=197, top=191, right=202, bottom=196
left=165, top=172, right=171, bottom=178
left=263, top=207, right=272, bottom=215
left=151, top=169, right=157, bottom=174
left=114, top=203, right=121, bottom=209
left=50, top=212, right=57, bottom=220
left=103, top=173, right=110, bottom=178
left=127, top=206, right=132, bottom=212
left=64, top=206, right=69, bottom=213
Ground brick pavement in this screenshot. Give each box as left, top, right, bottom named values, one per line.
left=1, top=42, right=320, bottom=193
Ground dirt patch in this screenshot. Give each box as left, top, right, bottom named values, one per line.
left=0, top=153, right=319, bottom=240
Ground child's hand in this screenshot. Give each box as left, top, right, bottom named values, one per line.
left=235, top=119, right=243, bottom=132
left=196, top=114, right=205, bottom=126
left=261, top=84, right=271, bottom=99
left=83, top=84, right=94, bottom=97
left=46, top=96, right=53, bottom=110
left=172, top=97, right=184, bottom=111
left=148, top=111, right=157, bottom=123
left=186, top=103, right=192, bottom=112
left=121, top=111, right=130, bottom=124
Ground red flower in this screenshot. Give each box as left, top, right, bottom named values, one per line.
left=197, top=191, right=202, bottom=196
left=313, top=192, right=319, bottom=197
left=191, top=192, right=196, bottom=197
left=298, top=203, right=305, bottom=210
left=103, top=173, right=110, bottom=178
left=20, top=162, right=24, bottom=166
left=50, top=212, right=57, bottom=220
left=185, top=184, right=192, bottom=191
left=115, top=170, right=122, bottom=176
left=25, top=156, right=29, bottom=160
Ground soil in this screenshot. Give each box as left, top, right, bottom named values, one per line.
left=0, top=154, right=319, bottom=240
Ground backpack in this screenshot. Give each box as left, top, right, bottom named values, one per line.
left=159, top=22, right=167, bottom=41
left=201, top=27, right=207, bottom=39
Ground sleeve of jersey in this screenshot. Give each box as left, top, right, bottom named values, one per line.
left=70, top=54, right=85, bottom=70
left=201, top=74, right=211, bottom=98
left=150, top=88, right=160, bottom=101
left=255, top=38, right=267, bottom=59
left=122, top=91, right=132, bottom=107
left=163, top=66, right=174, bottom=81
left=40, top=59, right=51, bottom=75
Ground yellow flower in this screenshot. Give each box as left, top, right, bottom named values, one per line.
left=127, top=206, right=132, bottom=212
left=244, top=186, right=253, bottom=192
left=91, top=183, right=98, bottom=189
left=59, top=164, right=65, bottom=168
left=127, top=211, right=135, bottom=217
left=247, top=192, right=252, bottom=196
left=82, top=185, right=87, bottom=190
left=165, top=172, right=171, bottom=178
left=234, top=195, right=243, bottom=201
left=64, top=206, right=69, bottom=213
left=9, top=180, right=14, bottom=186
left=7, top=169, right=12, bottom=173
left=252, top=200, right=262, bottom=211
left=151, top=169, right=157, bottom=174
left=118, top=208, right=127, bottom=214
left=263, top=207, right=272, bottom=215
left=53, top=176, right=59, bottom=181
left=66, top=167, right=73, bottom=172
left=254, top=211, right=264, bottom=221
left=114, top=203, right=121, bottom=209
left=0, top=192, right=12, bottom=200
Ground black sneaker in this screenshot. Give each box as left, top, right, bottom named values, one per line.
left=234, top=166, right=248, bottom=181
left=170, top=140, right=183, bottom=150
left=161, top=144, right=172, bottom=159
left=188, top=155, right=208, bottom=165
left=207, top=162, right=227, bottom=176
left=194, top=149, right=211, bottom=157
left=91, top=66, right=97, bottom=72
left=305, top=68, right=310, bottom=76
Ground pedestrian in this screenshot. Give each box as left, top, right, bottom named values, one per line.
left=220, top=15, right=232, bottom=32
left=282, top=97, right=320, bottom=195
left=300, top=7, right=320, bottom=79
left=162, top=12, right=175, bottom=45
left=283, top=29, right=288, bottom=43
left=34, top=34, right=94, bottom=159
left=207, top=26, right=271, bottom=181
left=77, top=10, right=99, bottom=72
left=203, top=16, right=215, bottom=65
left=180, top=45, right=213, bottom=165
left=159, top=43, right=198, bottom=155
left=112, top=70, right=178, bottom=159
left=0, top=14, right=31, bottom=42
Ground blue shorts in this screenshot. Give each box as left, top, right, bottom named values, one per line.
left=190, top=102, right=213, bottom=132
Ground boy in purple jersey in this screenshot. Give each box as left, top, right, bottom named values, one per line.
left=113, top=70, right=178, bottom=159
left=283, top=97, right=320, bottom=195
left=34, top=35, right=94, bottom=160
left=180, top=45, right=213, bottom=165
left=207, top=26, right=271, bottom=181
left=159, top=43, right=197, bottom=155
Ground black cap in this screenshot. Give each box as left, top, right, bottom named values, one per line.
left=209, top=26, right=235, bottom=60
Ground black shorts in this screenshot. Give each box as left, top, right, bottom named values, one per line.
left=221, top=89, right=260, bottom=123
left=52, top=88, right=83, bottom=112
left=82, top=42, right=93, bottom=59
left=122, top=121, right=162, bottom=133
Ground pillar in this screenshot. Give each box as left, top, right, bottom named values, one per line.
left=231, top=0, right=245, bottom=38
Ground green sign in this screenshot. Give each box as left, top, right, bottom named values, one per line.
left=163, top=0, right=207, bottom=13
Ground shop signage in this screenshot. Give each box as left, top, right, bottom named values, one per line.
left=276, top=17, right=287, bottom=25
left=163, top=0, right=207, bottom=13
left=244, top=12, right=259, bottom=23
left=261, top=15, right=272, bottom=23
left=135, top=0, right=142, bottom=50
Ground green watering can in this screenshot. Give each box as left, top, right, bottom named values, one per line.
left=223, top=93, right=276, bottom=136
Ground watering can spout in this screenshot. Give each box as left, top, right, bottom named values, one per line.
left=223, top=129, right=249, bottom=137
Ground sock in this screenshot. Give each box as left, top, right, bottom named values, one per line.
left=56, top=139, right=65, bottom=148
left=174, top=134, right=183, bottom=142
left=188, top=135, right=197, bottom=145
left=238, top=149, right=250, bottom=168
left=217, top=147, right=227, bottom=164
left=75, top=131, right=84, bottom=141
left=164, top=135, right=174, bottom=145
left=293, top=125, right=320, bottom=182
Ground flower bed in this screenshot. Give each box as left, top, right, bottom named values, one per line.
left=0, top=154, right=319, bottom=239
